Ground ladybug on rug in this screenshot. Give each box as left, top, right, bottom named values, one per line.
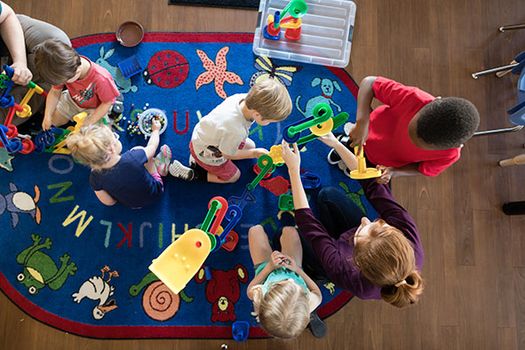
left=143, top=50, right=189, bottom=89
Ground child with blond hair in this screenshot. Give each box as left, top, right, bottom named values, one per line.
left=34, top=39, right=120, bottom=129
left=66, top=120, right=164, bottom=209
left=168, top=78, right=292, bottom=183
left=247, top=225, right=323, bottom=339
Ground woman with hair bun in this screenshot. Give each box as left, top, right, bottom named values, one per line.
left=281, top=133, right=424, bottom=308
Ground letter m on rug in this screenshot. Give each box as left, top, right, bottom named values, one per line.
left=62, top=205, right=94, bottom=237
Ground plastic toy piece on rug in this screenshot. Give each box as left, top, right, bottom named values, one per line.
left=301, top=171, right=321, bottom=190
left=260, top=175, right=290, bottom=196
left=117, top=55, right=144, bottom=79
left=268, top=144, right=284, bottom=165
left=278, top=193, right=294, bottom=211
left=221, top=230, right=239, bottom=252
left=149, top=228, right=212, bottom=294
left=232, top=320, right=250, bottom=341
left=51, top=112, right=87, bottom=154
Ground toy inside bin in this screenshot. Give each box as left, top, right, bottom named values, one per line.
left=253, top=0, right=356, bottom=67
left=118, top=55, right=144, bottom=79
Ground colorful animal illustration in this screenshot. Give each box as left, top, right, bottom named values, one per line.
left=339, top=181, right=366, bottom=214
left=249, top=56, right=301, bottom=87
left=72, top=266, right=119, bottom=320
left=195, top=265, right=248, bottom=322
left=195, top=46, right=243, bottom=99
left=0, top=183, right=41, bottom=228
left=16, top=234, right=77, bottom=295
left=129, top=272, right=193, bottom=322
left=324, top=282, right=336, bottom=295
left=143, top=50, right=189, bottom=89
left=0, top=147, right=14, bottom=171
left=96, top=46, right=138, bottom=93
left=296, top=77, right=342, bottom=117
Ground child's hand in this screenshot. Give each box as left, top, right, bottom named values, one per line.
left=251, top=148, right=269, bottom=158
left=280, top=254, right=298, bottom=271
left=349, top=122, right=369, bottom=147
left=319, top=132, right=339, bottom=148
left=376, top=165, right=393, bottom=184
left=270, top=251, right=286, bottom=269
left=151, top=118, right=161, bottom=132
left=42, top=116, right=52, bottom=130
left=281, top=141, right=300, bottom=173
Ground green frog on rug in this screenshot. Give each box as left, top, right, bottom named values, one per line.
left=16, top=234, right=77, bottom=295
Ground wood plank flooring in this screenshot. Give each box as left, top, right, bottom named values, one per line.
left=2, top=0, right=525, bottom=349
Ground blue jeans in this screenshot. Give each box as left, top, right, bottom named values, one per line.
left=300, top=186, right=365, bottom=280
left=317, top=187, right=364, bottom=239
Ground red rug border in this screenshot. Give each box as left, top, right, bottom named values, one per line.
left=2, top=32, right=357, bottom=339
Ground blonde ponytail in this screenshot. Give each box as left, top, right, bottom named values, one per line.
left=66, top=124, right=115, bottom=169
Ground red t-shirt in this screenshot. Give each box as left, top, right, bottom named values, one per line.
left=53, top=57, right=119, bottom=109
left=364, top=77, right=461, bottom=177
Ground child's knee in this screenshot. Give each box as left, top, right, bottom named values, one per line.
left=225, top=169, right=241, bottom=183
left=281, top=226, right=299, bottom=242
left=248, top=225, right=266, bottom=239
left=243, top=138, right=256, bottom=149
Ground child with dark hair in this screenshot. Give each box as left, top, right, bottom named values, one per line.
left=34, top=39, right=119, bottom=129
left=329, top=76, right=480, bottom=183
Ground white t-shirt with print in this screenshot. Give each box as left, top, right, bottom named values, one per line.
left=191, top=94, right=253, bottom=166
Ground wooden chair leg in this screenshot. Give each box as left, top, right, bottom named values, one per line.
left=499, top=153, right=525, bottom=167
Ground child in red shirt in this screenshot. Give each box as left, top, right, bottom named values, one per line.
left=34, top=39, right=120, bottom=129
left=336, top=76, right=479, bottom=183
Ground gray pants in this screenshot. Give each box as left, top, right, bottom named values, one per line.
left=0, top=15, right=71, bottom=125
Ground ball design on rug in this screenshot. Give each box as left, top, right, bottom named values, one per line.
left=143, top=50, right=189, bottom=89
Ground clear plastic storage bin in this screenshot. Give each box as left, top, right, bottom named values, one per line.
left=253, top=0, right=356, bottom=68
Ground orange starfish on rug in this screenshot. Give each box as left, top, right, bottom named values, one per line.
left=195, top=46, right=244, bottom=99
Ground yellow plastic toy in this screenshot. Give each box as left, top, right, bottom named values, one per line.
left=149, top=228, right=212, bottom=294
left=350, top=146, right=382, bottom=180
left=268, top=145, right=284, bottom=165
left=16, top=82, right=46, bottom=118
left=309, top=118, right=334, bottom=137
left=52, top=112, right=87, bottom=154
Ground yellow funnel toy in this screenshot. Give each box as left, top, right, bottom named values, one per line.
left=149, top=228, right=212, bottom=294
left=52, top=112, right=87, bottom=154
left=350, top=146, right=382, bottom=180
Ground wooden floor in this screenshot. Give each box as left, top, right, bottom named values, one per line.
left=2, top=0, right=525, bottom=349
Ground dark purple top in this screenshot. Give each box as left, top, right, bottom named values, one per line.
left=295, top=179, right=424, bottom=299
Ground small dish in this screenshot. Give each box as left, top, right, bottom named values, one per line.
left=116, top=21, right=144, bottom=47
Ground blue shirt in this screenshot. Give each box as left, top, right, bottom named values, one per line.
left=89, top=148, right=163, bottom=208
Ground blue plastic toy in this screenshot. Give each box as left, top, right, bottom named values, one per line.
left=232, top=320, right=250, bottom=341
left=301, top=171, right=321, bottom=190
left=117, top=55, right=144, bottom=79
left=0, top=124, right=22, bottom=153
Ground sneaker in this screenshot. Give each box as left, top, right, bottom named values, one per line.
left=154, top=144, right=172, bottom=176
left=337, top=159, right=351, bottom=178
left=327, top=148, right=341, bottom=165
left=188, top=154, right=196, bottom=167
left=343, top=122, right=355, bottom=136
left=169, top=160, right=194, bottom=181
left=308, top=312, right=327, bottom=338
